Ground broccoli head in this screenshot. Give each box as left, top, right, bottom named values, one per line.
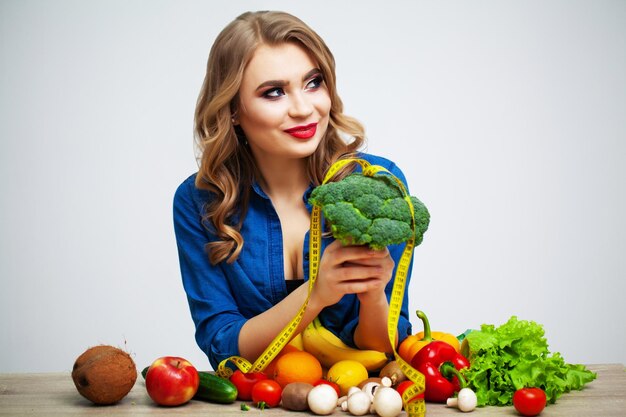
left=309, top=173, right=430, bottom=249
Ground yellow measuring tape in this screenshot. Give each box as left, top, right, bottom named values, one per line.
left=217, top=158, right=425, bottom=416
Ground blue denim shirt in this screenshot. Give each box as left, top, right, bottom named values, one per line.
left=173, top=153, right=414, bottom=370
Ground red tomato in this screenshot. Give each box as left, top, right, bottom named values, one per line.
left=229, top=370, right=268, bottom=401
left=395, top=380, right=424, bottom=403
left=251, top=380, right=283, bottom=408
left=313, top=379, right=340, bottom=396
left=513, top=388, right=547, bottom=416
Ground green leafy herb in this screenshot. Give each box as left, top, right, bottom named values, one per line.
left=461, top=316, right=596, bottom=406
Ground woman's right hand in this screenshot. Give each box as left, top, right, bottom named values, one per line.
left=311, top=240, right=392, bottom=308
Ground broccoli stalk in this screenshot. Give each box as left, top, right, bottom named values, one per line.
left=308, top=173, right=430, bottom=249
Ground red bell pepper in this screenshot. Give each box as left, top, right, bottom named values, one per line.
left=410, top=340, right=470, bottom=403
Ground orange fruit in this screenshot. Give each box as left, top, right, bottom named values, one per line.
left=273, top=351, right=323, bottom=388
left=263, top=344, right=301, bottom=377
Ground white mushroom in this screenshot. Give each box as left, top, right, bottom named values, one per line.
left=307, top=384, right=339, bottom=415
left=361, top=381, right=381, bottom=402
left=346, top=391, right=371, bottom=416
left=380, top=376, right=393, bottom=387
left=372, top=386, right=403, bottom=417
left=446, top=387, right=478, bottom=412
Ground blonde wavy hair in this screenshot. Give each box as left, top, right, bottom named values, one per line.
left=195, top=10, right=365, bottom=265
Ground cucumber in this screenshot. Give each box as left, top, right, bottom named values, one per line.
left=141, top=366, right=238, bottom=404
left=195, top=371, right=238, bottom=404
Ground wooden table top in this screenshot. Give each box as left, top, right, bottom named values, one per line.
left=0, top=364, right=623, bottom=416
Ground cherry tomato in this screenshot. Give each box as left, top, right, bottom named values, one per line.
left=313, top=379, right=341, bottom=396
left=229, top=370, right=268, bottom=400
left=513, top=387, right=547, bottom=416
left=251, top=379, right=283, bottom=408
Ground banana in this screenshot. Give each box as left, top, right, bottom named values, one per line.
left=288, top=333, right=305, bottom=350
left=302, top=317, right=389, bottom=371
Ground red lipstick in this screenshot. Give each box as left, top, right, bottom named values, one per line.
left=284, top=123, right=317, bottom=139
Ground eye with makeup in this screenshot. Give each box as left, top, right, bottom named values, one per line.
left=305, top=73, right=324, bottom=90
left=262, top=86, right=285, bottom=99
left=260, top=72, right=324, bottom=100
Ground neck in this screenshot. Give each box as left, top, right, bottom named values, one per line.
left=256, top=157, right=310, bottom=199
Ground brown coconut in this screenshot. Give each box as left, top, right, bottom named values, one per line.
left=71, top=345, right=137, bottom=405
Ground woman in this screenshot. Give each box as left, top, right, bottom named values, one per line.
left=174, top=10, right=414, bottom=370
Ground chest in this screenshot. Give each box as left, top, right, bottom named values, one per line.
left=274, top=202, right=310, bottom=280
left=236, top=192, right=313, bottom=302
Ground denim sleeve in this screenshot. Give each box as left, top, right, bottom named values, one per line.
left=173, top=178, right=246, bottom=370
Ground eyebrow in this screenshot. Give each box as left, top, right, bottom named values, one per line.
left=255, top=68, right=322, bottom=91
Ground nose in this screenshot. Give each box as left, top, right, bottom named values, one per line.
left=288, top=91, right=314, bottom=119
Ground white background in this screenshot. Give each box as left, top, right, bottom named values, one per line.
left=1, top=0, right=625, bottom=373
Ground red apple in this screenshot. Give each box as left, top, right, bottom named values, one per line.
left=145, top=356, right=199, bottom=406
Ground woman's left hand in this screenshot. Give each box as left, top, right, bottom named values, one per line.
left=347, top=247, right=395, bottom=304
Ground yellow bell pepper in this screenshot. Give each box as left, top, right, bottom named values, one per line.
left=398, top=310, right=461, bottom=363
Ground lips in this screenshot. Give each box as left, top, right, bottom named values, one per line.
left=284, top=122, right=317, bottom=139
